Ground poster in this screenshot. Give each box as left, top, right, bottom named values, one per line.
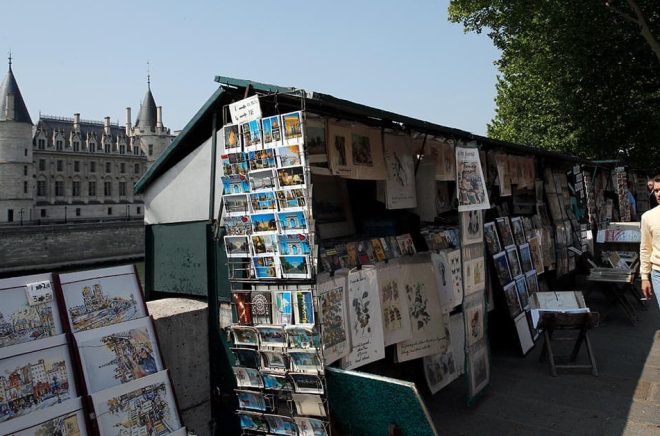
left=347, top=126, right=386, bottom=180
left=456, top=147, right=490, bottom=211
left=376, top=263, right=412, bottom=346
left=396, top=259, right=447, bottom=362
left=342, top=267, right=385, bottom=370
left=327, top=122, right=353, bottom=176
left=496, top=153, right=511, bottom=196
left=383, top=132, right=417, bottom=209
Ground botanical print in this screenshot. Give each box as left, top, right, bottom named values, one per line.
left=456, top=146, right=490, bottom=211
left=278, top=234, right=310, bottom=256
left=495, top=217, right=515, bottom=247
left=233, top=367, right=263, bottom=389
left=248, top=149, right=277, bottom=171
left=342, top=267, right=385, bottom=370
left=276, top=188, right=307, bottom=210
left=264, top=414, right=298, bottom=436
left=240, top=119, right=263, bottom=151
left=250, top=192, right=277, bottom=212
left=282, top=111, right=304, bottom=144
left=397, top=260, right=447, bottom=363
left=280, top=256, right=310, bottom=279
left=11, top=409, right=86, bottom=436
left=431, top=251, right=459, bottom=310
left=483, top=222, right=501, bottom=254
left=0, top=274, right=61, bottom=349
left=236, top=390, right=266, bottom=412
left=461, top=210, right=483, bottom=245
left=262, top=115, right=282, bottom=147
left=294, top=291, right=315, bottom=325
left=383, top=133, right=417, bottom=209
left=0, top=343, right=75, bottom=424
left=250, top=169, right=277, bottom=192
left=223, top=124, right=241, bottom=152
left=317, top=274, right=350, bottom=365
left=468, top=345, right=490, bottom=398
left=518, top=243, right=534, bottom=273
left=295, top=417, right=328, bottom=436
left=277, top=166, right=305, bottom=188
left=221, top=152, right=248, bottom=176
left=273, top=291, right=293, bottom=325
left=76, top=317, right=162, bottom=394
left=492, top=251, right=511, bottom=286
left=92, top=371, right=181, bottom=436
left=277, top=145, right=303, bottom=167
left=510, top=217, right=527, bottom=245
left=222, top=174, right=250, bottom=194
left=377, top=264, right=412, bottom=346
left=224, top=215, right=251, bottom=236
left=224, top=193, right=249, bottom=216
left=60, top=267, right=145, bottom=333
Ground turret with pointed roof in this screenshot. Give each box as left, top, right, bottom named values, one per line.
left=135, top=79, right=157, bottom=130
left=0, top=55, right=32, bottom=124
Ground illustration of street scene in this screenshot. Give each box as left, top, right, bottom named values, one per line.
left=19, top=411, right=82, bottom=436
left=0, top=290, right=56, bottom=348
left=67, top=283, right=139, bottom=332
left=104, top=382, right=176, bottom=435
left=0, top=355, right=70, bottom=422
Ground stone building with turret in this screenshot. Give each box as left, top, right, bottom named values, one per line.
left=0, top=59, right=174, bottom=223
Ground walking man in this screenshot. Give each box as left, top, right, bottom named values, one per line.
left=640, top=175, right=660, bottom=308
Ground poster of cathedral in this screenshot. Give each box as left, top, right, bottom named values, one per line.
left=59, top=265, right=146, bottom=333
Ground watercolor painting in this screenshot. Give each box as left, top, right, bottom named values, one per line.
left=11, top=408, right=86, bottom=436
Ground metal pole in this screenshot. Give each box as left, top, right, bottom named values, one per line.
left=64, top=206, right=67, bottom=223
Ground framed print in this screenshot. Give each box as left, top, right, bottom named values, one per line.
left=240, top=119, right=263, bottom=152
left=250, top=169, right=277, bottom=192
left=224, top=235, right=250, bottom=258
left=233, top=347, right=262, bottom=369
left=0, top=273, right=62, bottom=351
left=464, top=295, right=485, bottom=348
left=251, top=292, right=273, bottom=324
left=263, top=414, right=298, bottom=436
left=223, top=123, right=241, bottom=152
left=510, top=217, right=527, bottom=245
left=289, top=350, right=323, bottom=373
left=261, top=371, right=290, bottom=390
left=294, top=290, right=315, bottom=325
left=514, top=312, right=534, bottom=355
left=461, top=210, right=483, bottom=245
left=525, top=270, right=539, bottom=295
left=251, top=234, right=278, bottom=256
left=3, top=397, right=86, bottom=436
left=282, top=111, right=304, bottom=145
left=327, top=122, right=352, bottom=176
left=256, top=325, right=286, bottom=348
left=349, top=127, right=386, bottom=180
left=222, top=174, right=250, bottom=194
left=237, top=389, right=267, bottom=412
left=317, top=273, right=350, bottom=365
left=224, top=193, right=249, bottom=216
left=285, top=325, right=319, bottom=350
left=456, top=146, right=490, bottom=211
left=484, top=222, right=501, bottom=253
left=304, top=116, right=327, bottom=161
left=290, top=372, right=324, bottom=394
left=502, top=282, right=523, bottom=318
left=295, top=417, right=328, bottom=436
left=492, top=251, right=512, bottom=286
left=221, top=152, right=249, bottom=176
left=233, top=366, right=264, bottom=389
left=248, top=149, right=277, bottom=171
left=232, top=292, right=252, bottom=324
left=277, top=144, right=304, bottom=168
left=280, top=255, right=311, bottom=279
left=224, top=215, right=252, bottom=236
left=495, top=217, right=515, bottom=247
left=278, top=234, right=311, bottom=256
left=463, top=245, right=486, bottom=297
left=75, top=316, right=163, bottom=394
left=59, top=265, right=145, bottom=333
left=251, top=213, right=278, bottom=233
left=518, top=243, right=534, bottom=273
left=505, top=245, right=522, bottom=278
left=238, top=411, right=268, bottom=433
left=231, top=325, right=259, bottom=347
left=468, top=345, right=490, bottom=398
left=292, top=393, right=327, bottom=418
left=312, top=175, right=355, bottom=239
left=260, top=350, right=289, bottom=372
left=262, top=115, right=282, bottom=148
left=273, top=290, right=293, bottom=325
left=513, top=275, right=530, bottom=309
left=276, top=188, right=307, bottom=210
left=383, top=132, right=417, bottom=209
left=377, top=263, right=412, bottom=346
left=278, top=211, right=308, bottom=233
left=277, top=166, right=306, bottom=188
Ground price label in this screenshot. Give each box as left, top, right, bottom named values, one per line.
left=25, top=281, right=53, bottom=306
left=229, top=95, right=262, bottom=124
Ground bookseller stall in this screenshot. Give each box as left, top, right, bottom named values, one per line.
left=134, top=76, right=619, bottom=434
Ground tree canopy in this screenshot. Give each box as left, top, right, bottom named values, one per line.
left=448, top=0, right=660, bottom=171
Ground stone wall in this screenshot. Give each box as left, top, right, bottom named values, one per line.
left=0, top=220, right=144, bottom=274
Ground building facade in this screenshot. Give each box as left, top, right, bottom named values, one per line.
left=0, top=60, right=173, bottom=224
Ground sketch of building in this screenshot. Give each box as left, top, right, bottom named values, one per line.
left=68, top=283, right=138, bottom=332
left=0, top=302, right=55, bottom=348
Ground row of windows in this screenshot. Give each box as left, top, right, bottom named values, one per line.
left=7, top=205, right=142, bottom=222
left=36, top=160, right=142, bottom=174
left=37, top=180, right=130, bottom=198
left=36, top=138, right=148, bottom=156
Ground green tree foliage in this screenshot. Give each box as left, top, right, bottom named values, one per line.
left=448, top=0, right=660, bottom=170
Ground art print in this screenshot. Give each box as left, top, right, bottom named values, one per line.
left=456, top=146, right=490, bottom=211
left=468, top=345, right=490, bottom=398
left=352, top=132, right=374, bottom=167
left=233, top=348, right=261, bottom=369
left=461, top=210, right=483, bottom=245
left=280, top=256, right=311, bottom=279
left=252, top=256, right=279, bottom=279
left=278, top=211, right=307, bottom=233
left=250, top=191, right=277, bottom=212
left=240, top=119, right=263, bottom=152
left=483, top=222, right=501, bottom=254
left=264, top=414, right=298, bottom=436
left=295, top=417, right=328, bottom=436
left=282, top=111, right=304, bottom=145
left=440, top=141, right=456, bottom=181
left=261, top=371, right=290, bottom=390
left=304, top=117, right=326, bottom=159
left=518, top=243, right=534, bottom=273
left=294, top=291, right=315, bottom=325
left=222, top=174, right=250, bottom=195
left=525, top=271, right=539, bottom=295
left=237, top=390, right=267, bottom=412
left=289, top=351, right=322, bottom=373
left=278, top=234, right=311, bottom=256
left=277, top=144, right=303, bottom=168
left=514, top=312, right=534, bottom=355
left=9, top=406, right=87, bottom=436
left=251, top=213, right=278, bottom=233
left=502, top=282, right=522, bottom=318
left=514, top=275, right=530, bottom=309
left=447, top=249, right=463, bottom=302
left=396, top=234, right=416, bottom=256
left=251, top=292, right=273, bottom=324
left=511, top=217, right=526, bottom=245
left=327, top=123, right=352, bottom=176
left=232, top=292, right=252, bottom=324
left=435, top=182, right=453, bottom=214
left=285, top=325, right=319, bottom=350
left=225, top=215, right=252, bottom=236
left=276, top=188, right=307, bottom=210
left=233, top=367, right=264, bottom=389
left=277, top=166, right=306, bottom=188
left=377, top=263, right=412, bottom=346
left=248, top=149, right=277, bottom=171
left=431, top=251, right=460, bottom=310
left=343, top=267, right=385, bottom=370
left=495, top=217, right=515, bottom=247
left=317, top=274, right=350, bottom=364
left=251, top=234, right=278, bottom=256
left=424, top=346, right=457, bottom=394
left=262, top=115, right=282, bottom=147
left=0, top=273, right=62, bottom=350
left=463, top=245, right=485, bottom=297
left=0, top=342, right=76, bottom=424
left=59, top=266, right=145, bottom=333
left=223, top=123, right=241, bottom=152
left=383, top=133, right=417, bottom=209
left=465, top=295, right=485, bottom=347
left=505, top=246, right=522, bottom=277
left=250, top=169, right=277, bottom=192
left=273, top=291, right=293, bottom=325
left=397, top=260, right=447, bottom=363
left=292, top=393, right=327, bottom=418
left=231, top=325, right=259, bottom=347
left=496, top=153, right=511, bottom=196
left=492, top=251, right=512, bottom=286
left=221, top=152, right=249, bottom=176
left=75, top=317, right=163, bottom=394
left=527, top=236, right=544, bottom=274
left=223, top=193, right=249, bottom=216
left=370, top=238, right=387, bottom=262
left=260, top=350, right=288, bottom=371
left=238, top=411, right=268, bottom=432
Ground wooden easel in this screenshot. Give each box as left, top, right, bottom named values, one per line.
left=538, top=312, right=600, bottom=376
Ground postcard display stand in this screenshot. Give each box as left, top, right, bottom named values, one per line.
left=0, top=266, right=185, bottom=436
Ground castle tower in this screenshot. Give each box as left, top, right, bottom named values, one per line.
left=0, top=56, right=34, bottom=223
left=130, top=74, right=173, bottom=166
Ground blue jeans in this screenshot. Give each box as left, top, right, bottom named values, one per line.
left=651, top=270, right=660, bottom=310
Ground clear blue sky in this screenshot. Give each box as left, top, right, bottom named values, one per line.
left=0, top=0, right=499, bottom=135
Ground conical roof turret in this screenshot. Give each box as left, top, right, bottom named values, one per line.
left=135, top=77, right=157, bottom=129
left=0, top=57, right=32, bottom=124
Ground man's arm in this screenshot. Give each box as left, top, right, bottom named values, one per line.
left=640, top=213, right=653, bottom=298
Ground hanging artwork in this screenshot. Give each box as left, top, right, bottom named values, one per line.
left=461, top=210, right=483, bottom=245
left=456, top=146, right=490, bottom=211
left=518, top=243, right=534, bottom=273
left=383, top=132, right=417, bottom=209
left=483, top=222, right=501, bottom=254
left=463, top=244, right=486, bottom=297
left=59, top=265, right=146, bottom=333
left=422, top=313, right=456, bottom=394
left=317, top=273, right=350, bottom=365
left=431, top=250, right=461, bottom=310
left=282, top=111, right=304, bottom=146
left=377, top=263, right=412, bottom=346
left=467, top=345, right=490, bottom=399
left=495, top=153, right=511, bottom=196
left=464, top=294, right=485, bottom=348
left=348, top=126, right=386, bottom=180
left=327, top=122, right=353, bottom=176
left=396, top=259, right=447, bottom=362
left=303, top=116, right=325, bottom=161
left=342, top=267, right=385, bottom=370
left=262, top=115, right=283, bottom=148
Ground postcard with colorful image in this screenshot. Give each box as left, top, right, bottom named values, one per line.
left=493, top=251, right=511, bottom=287
left=249, top=192, right=277, bottom=212
left=277, top=144, right=304, bottom=168
left=232, top=292, right=252, bottom=324
left=251, top=213, right=278, bottom=233
left=505, top=245, right=522, bottom=278
left=225, top=215, right=252, bottom=236
left=273, top=290, right=293, bottom=325
left=261, top=371, right=290, bottom=390
left=280, top=255, right=310, bottom=279
left=238, top=411, right=268, bottom=433
left=514, top=275, right=530, bottom=309
left=221, top=152, right=249, bottom=176
left=232, top=348, right=262, bottom=369
left=282, top=111, right=304, bottom=145
left=222, top=174, right=250, bottom=195
left=278, top=211, right=308, bottom=233
left=249, top=149, right=277, bottom=171
left=518, top=243, right=534, bottom=273
left=503, top=281, right=523, bottom=318
left=59, top=265, right=145, bottom=333
left=294, top=290, right=315, bottom=325
left=289, top=372, right=324, bottom=395
left=262, top=115, right=282, bottom=148
left=278, top=166, right=306, bottom=188
left=276, top=188, right=307, bottom=210
left=292, top=393, right=327, bottom=418
left=295, top=417, right=328, bottom=436
left=237, top=389, right=267, bottom=412
left=75, top=316, right=163, bottom=394
left=289, top=350, right=323, bottom=374
left=224, top=193, right=249, bottom=216
left=225, top=235, right=250, bottom=258
left=278, top=234, right=310, bottom=256
left=251, top=234, right=278, bottom=256
left=285, top=325, right=319, bottom=349
left=264, top=414, right=298, bottom=436
left=241, top=119, right=263, bottom=152
left=256, top=325, right=286, bottom=348
left=252, top=256, right=280, bottom=279
left=251, top=292, right=272, bottom=324
left=0, top=341, right=77, bottom=425
left=525, top=270, right=539, bottom=294
left=260, top=350, right=289, bottom=372
left=0, top=273, right=62, bottom=351
left=250, top=169, right=277, bottom=192
left=496, top=217, right=515, bottom=247
left=484, top=222, right=501, bottom=254
left=8, top=403, right=87, bottom=436
left=231, top=325, right=259, bottom=347
left=224, top=124, right=242, bottom=152
left=233, top=366, right=264, bottom=389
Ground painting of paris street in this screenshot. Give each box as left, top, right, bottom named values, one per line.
left=60, top=267, right=145, bottom=333
left=0, top=345, right=75, bottom=424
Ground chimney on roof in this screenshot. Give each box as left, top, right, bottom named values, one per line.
left=156, top=106, right=163, bottom=129
left=5, top=93, right=14, bottom=120
left=125, top=107, right=132, bottom=135
left=104, top=116, right=111, bottom=135
left=73, top=113, right=80, bottom=131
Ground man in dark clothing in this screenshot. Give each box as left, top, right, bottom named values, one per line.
left=649, top=177, right=658, bottom=209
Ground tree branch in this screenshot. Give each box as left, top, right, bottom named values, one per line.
left=604, top=1, right=640, bottom=25
left=626, top=0, right=660, bottom=64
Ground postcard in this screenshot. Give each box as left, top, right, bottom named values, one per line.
left=249, top=190, right=277, bottom=213
left=232, top=292, right=252, bottom=324
left=396, top=234, right=416, bottom=256
left=278, top=234, right=311, bottom=256
left=261, top=371, right=290, bottom=390
left=252, top=256, right=279, bottom=279
left=483, top=222, right=501, bottom=254
left=225, top=215, right=252, bottom=236
left=241, top=119, right=263, bottom=152
left=492, top=251, right=511, bottom=286
left=292, top=393, right=327, bottom=417
left=251, top=234, right=278, bottom=256
left=289, top=350, right=323, bottom=374
left=277, top=144, right=304, bottom=168
left=250, top=168, right=277, bottom=192
left=527, top=236, right=544, bottom=274
left=223, top=193, right=249, bottom=216
left=511, top=217, right=527, bottom=245
left=256, top=325, right=286, bottom=348
left=495, top=217, right=515, bottom=247
left=59, top=265, right=145, bottom=333
left=233, top=366, right=264, bottom=389
left=276, top=188, right=307, bottom=210
left=251, top=292, right=273, bottom=324
left=282, top=111, right=304, bottom=145
left=377, top=263, right=412, bottom=346
left=238, top=411, right=268, bottom=432
left=465, top=295, right=485, bottom=347
left=278, top=211, right=307, bottom=233
left=225, top=235, right=250, bottom=258
left=518, top=243, right=534, bottom=273
left=260, top=350, right=289, bottom=372
left=505, top=245, right=522, bottom=278
left=223, top=123, right=242, bottom=152
left=285, top=325, right=319, bottom=349
left=231, top=325, right=259, bottom=347
left=232, top=348, right=261, bottom=369
left=249, top=149, right=277, bottom=171
left=252, top=213, right=278, bottom=233
left=278, top=166, right=306, bottom=188
left=503, top=281, right=522, bottom=318
left=221, top=152, right=249, bottom=176
left=262, top=115, right=282, bottom=148
left=525, top=270, right=539, bottom=294
left=75, top=317, right=163, bottom=394
left=280, top=255, right=311, bottom=279
left=294, top=290, right=315, bottom=325
left=273, top=290, right=293, bottom=325
left=289, top=372, right=324, bottom=395
left=317, top=273, right=350, bottom=365
left=295, top=417, right=328, bottom=436
left=264, top=414, right=298, bottom=436
left=222, top=174, right=250, bottom=195
left=514, top=275, right=530, bottom=309
left=237, top=389, right=267, bottom=412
